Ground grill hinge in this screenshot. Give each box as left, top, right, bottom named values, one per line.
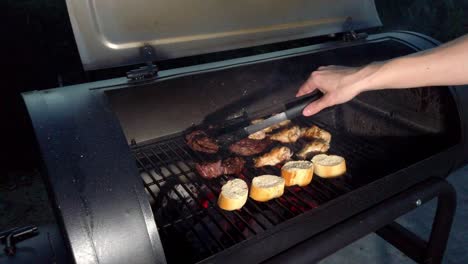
left=126, top=45, right=158, bottom=81
left=343, top=17, right=368, bottom=42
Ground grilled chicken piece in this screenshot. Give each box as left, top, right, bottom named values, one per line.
left=269, top=119, right=291, bottom=131
left=248, top=131, right=266, bottom=140
left=297, top=140, right=330, bottom=159
left=248, top=119, right=270, bottom=140
left=254, top=146, right=293, bottom=167
left=302, top=125, right=332, bottom=144
left=270, top=125, right=302, bottom=143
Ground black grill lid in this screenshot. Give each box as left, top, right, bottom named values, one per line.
left=65, top=0, right=382, bottom=70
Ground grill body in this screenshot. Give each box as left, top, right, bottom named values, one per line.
left=22, top=31, right=468, bottom=264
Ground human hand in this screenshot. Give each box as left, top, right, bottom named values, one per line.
left=297, top=65, right=375, bottom=116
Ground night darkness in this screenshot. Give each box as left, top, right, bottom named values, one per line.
left=2, top=0, right=467, bottom=174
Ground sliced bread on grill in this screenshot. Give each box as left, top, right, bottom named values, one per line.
left=218, top=179, right=248, bottom=211
left=249, top=175, right=285, bottom=202
left=281, top=160, right=314, bottom=187
left=311, top=154, right=346, bottom=178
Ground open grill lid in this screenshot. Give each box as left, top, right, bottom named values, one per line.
left=66, top=0, right=381, bottom=70
left=67, top=0, right=381, bottom=70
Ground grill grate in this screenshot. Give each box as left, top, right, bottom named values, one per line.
left=132, top=118, right=396, bottom=263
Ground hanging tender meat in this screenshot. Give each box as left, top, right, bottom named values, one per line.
left=254, top=146, right=293, bottom=167
left=229, top=138, right=271, bottom=156
left=195, top=160, right=224, bottom=179
left=185, top=130, right=219, bottom=154
left=297, top=140, right=330, bottom=159
left=195, top=157, right=245, bottom=179
left=302, top=125, right=332, bottom=144
left=269, top=125, right=303, bottom=143
left=222, top=157, right=246, bottom=175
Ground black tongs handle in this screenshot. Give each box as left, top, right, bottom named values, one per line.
left=284, top=90, right=323, bottom=120
left=215, top=90, right=323, bottom=145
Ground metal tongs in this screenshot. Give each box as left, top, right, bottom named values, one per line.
left=212, top=90, right=323, bottom=146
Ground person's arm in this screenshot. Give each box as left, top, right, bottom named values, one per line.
left=297, top=34, right=468, bottom=116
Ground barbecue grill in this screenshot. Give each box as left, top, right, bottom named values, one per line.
left=21, top=0, right=468, bottom=263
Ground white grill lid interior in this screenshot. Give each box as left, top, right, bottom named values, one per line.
left=65, top=0, right=382, bottom=70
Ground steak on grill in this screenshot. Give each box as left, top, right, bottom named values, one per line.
left=195, top=160, right=224, bottom=179
left=195, top=157, right=245, bottom=179
left=222, top=157, right=246, bottom=175
left=186, top=130, right=219, bottom=153
left=229, top=138, right=271, bottom=156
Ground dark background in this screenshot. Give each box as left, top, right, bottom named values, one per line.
left=2, top=0, right=468, bottom=177
left=1, top=0, right=468, bottom=241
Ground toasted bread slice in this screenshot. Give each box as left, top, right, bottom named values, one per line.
left=311, top=154, right=346, bottom=178
left=249, top=175, right=285, bottom=202
left=218, top=179, right=248, bottom=211
left=281, top=161, right=314, bottom=186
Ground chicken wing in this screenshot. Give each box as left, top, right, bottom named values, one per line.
left=302, top=125, right=331, bottom=143
left=270, top=125, right=302, bottom=143
left=248, top=118, right=292, bottom=140
left=297, top=140, right=330, bottom=159
left=254, top=146, right=292, bottom=167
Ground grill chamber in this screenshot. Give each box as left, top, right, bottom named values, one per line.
left=22, top=31, right=468, bottom=264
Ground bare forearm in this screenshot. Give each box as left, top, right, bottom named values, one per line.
left=296, top=34, right=468, bottom=116
left=360, top=34, right=468, bottom=92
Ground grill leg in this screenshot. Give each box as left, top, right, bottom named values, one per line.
left=376, top=181, right=456, bottom=264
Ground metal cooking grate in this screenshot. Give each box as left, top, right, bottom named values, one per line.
left=132, top=118, right=389, bottom=263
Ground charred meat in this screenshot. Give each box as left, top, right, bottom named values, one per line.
left=222, top=157, right=246, bottom=175
left=195, top=157, right=245, bottom=179
left=195, top=160, right=224, bottom=179
left=254, top=146, right=293, bottom=167
left=229, top=138, right=271, bottom=156
left=186, top=130, right=219, bottom=154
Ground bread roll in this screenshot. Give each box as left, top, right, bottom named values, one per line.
left=281, top=161, right=314, bottom=186
left=311, top=154, right=346, bottom=178
left=249, top=175, right=285, bottom=202
left=218, top=179, right=248, bottom=211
